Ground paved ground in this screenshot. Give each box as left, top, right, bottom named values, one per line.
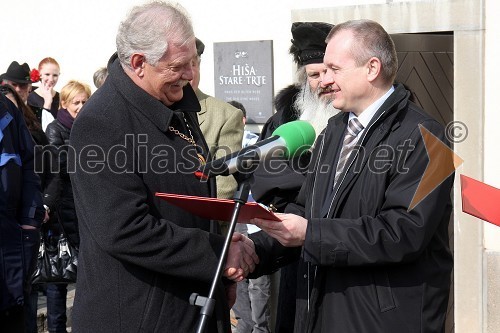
left=36, top=285, right=238, bottom=332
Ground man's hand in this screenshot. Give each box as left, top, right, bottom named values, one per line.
left=252, top=213, right=307, bottom=247
left=224, top=232, right=259, bottom=282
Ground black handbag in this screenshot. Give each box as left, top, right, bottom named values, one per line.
left=31, top=227, right=78, bottom=284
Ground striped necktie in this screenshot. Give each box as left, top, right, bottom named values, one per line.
left=333, top=117, right=364, bottom=186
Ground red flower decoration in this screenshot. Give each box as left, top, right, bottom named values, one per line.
left=30, top=68, right=40, bottom=82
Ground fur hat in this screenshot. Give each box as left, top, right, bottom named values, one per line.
left=0, top=61, right=32, bottom=84
left=289, top=22, right=333, bottom=66
left=195, top=38, right=205, bottom=57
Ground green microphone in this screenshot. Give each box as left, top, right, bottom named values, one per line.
left=271, top=120, right=316, bottom=159
left=195, top=120, right=316, bottom=179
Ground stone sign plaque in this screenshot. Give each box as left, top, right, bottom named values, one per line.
left=213, top=40, right=274, bottom=124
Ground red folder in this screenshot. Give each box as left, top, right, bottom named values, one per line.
left=461, top=175, right=500, bottom=227
left=155, top=192, right=281, bottom=223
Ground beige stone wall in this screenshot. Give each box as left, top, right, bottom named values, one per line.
left=486, top=252, right=500, bottom=333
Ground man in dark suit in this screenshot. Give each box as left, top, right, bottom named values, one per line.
left=69, top=2, right=257, bottom=332
left=250, top=19, right=453, bottom=333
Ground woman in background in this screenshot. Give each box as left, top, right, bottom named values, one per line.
left=28, top=57, right=61, bottom=130
left=44, top=80, right=90, bottom=333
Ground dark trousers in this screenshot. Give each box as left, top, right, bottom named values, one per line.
left=0, top=305, right=25, bottom=333
left=24, top=287, right=40, bottom=333
left=46, top=283, right=68, bottom=333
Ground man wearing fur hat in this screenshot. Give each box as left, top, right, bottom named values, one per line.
left=259, top=22, right=338, bottom=140
left=252, top=22, right=337, bottom=211
left=1, top=61, right=33, bottom=103
left=249, top=21, right=337, bottom=333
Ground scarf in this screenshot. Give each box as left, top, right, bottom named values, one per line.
left=57, top=108, right=74, bottom=129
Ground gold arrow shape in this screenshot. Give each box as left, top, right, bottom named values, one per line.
left=409, top=124, right=464, bottom=211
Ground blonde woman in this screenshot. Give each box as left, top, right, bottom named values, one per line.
left=44, top=80, right=91, bottom=333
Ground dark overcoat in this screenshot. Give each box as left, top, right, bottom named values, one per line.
left=252, top=84, right=454, bottom=333
left=69, top=56, right=230, bottom=332
left=0, top=94, right=44, bottom=311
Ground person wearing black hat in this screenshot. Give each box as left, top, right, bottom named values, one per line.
left=0, top=83, right=44, bottom=332
left=259, top=22, right=337, bottom=140
left=1, top=61, right=33, bottom=104
left=248, top=21, right=336, bottom=333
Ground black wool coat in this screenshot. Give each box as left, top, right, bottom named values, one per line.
left=251, top=84, right=454, bottom=333
left=69, top=56, right=230, bottom=333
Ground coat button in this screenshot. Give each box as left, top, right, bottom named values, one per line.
left=303, top=274, right=307, bottom=279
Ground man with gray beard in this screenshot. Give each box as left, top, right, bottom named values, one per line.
left=249, top=21, right=336, bottom=333
left=252, top=21, right=336, bottom=217
left=296, top=76, right=340, bottom=138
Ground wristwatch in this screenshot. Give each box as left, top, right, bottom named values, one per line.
left=43, top=205, right=50, bottom=214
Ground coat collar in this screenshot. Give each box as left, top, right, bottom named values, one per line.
left=315, top=84, right=411, bottom=217
left=108, top=53, right=201, bottom=133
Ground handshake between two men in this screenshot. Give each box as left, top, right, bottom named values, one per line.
left=224, top=212, right=308, bottom=281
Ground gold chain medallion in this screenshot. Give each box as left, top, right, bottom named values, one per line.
left=168, top=118, right=206, bottom=165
